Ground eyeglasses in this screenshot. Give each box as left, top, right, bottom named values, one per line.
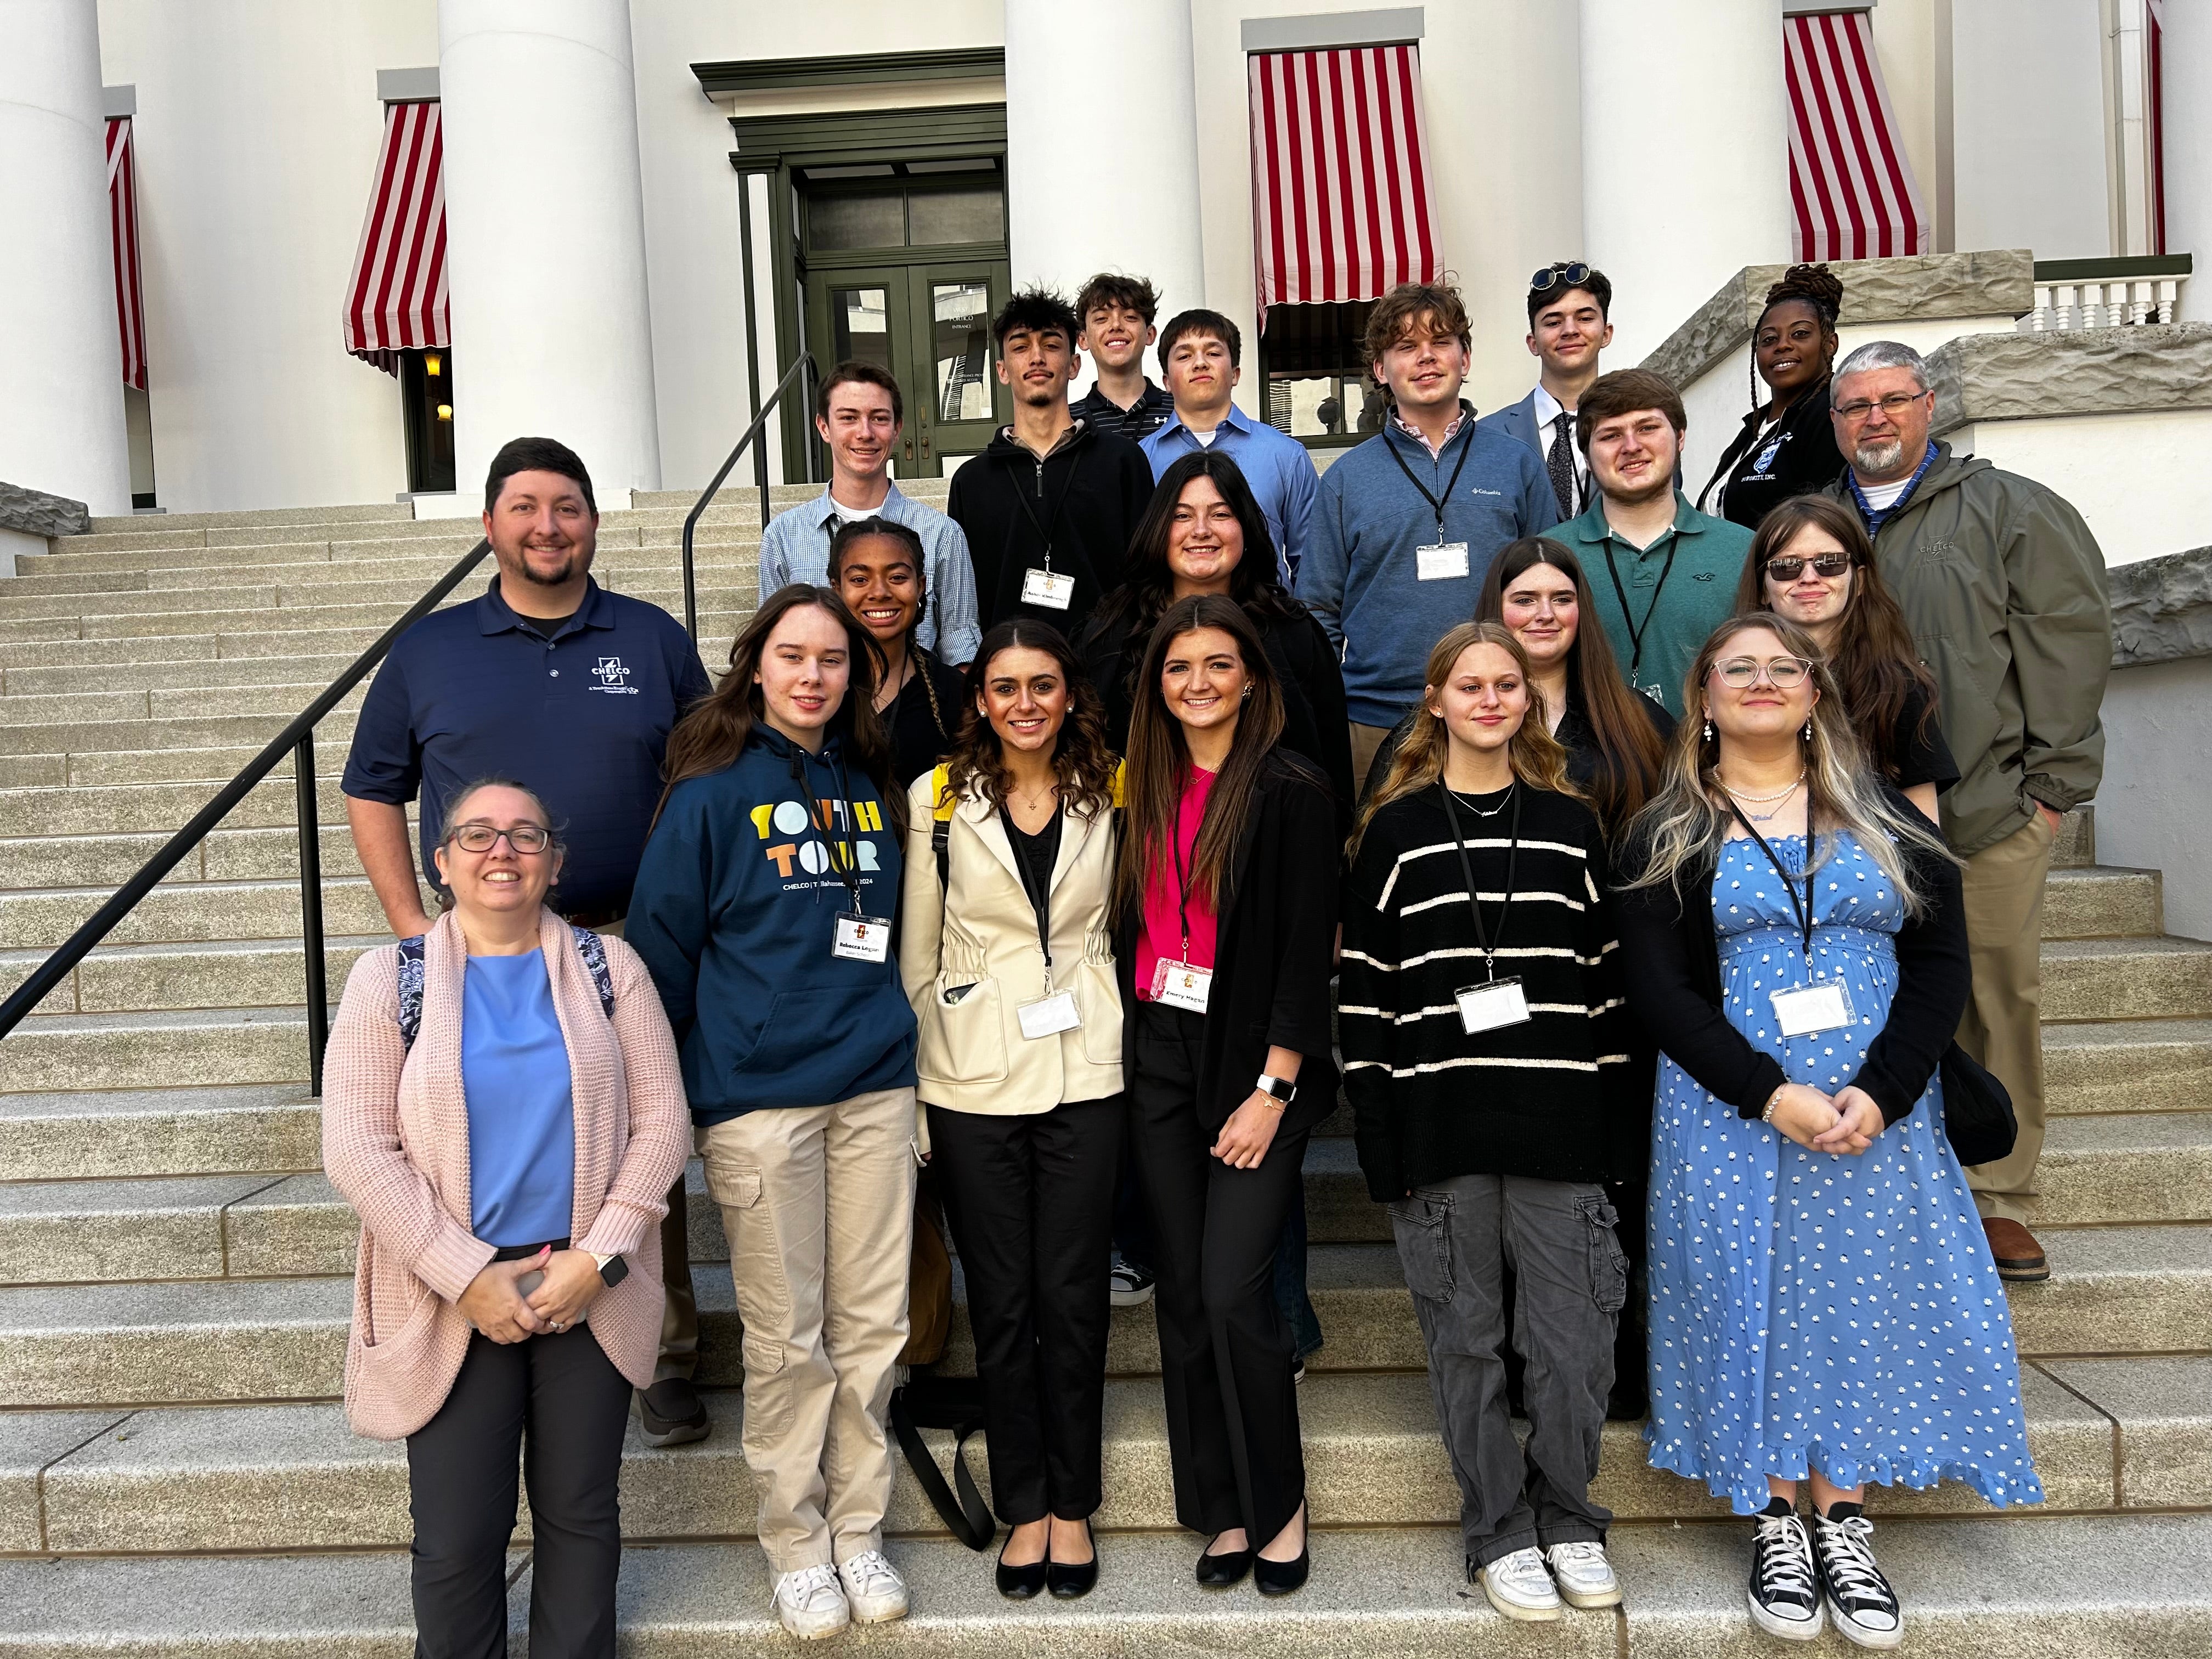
left=1833, top=390, right=1930, bottom=424
left=1764, top=552, right=1853, bottom=582
left=448, top=822, right=552, bottom=854
left=1528, top=261, right=1592, bottom=295
left=1712, top=656, right=1813, bottom=689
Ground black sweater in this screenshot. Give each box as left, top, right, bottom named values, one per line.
left=1340, top=783, right=1640, bottom=1198
left=884, top=649, right=970, bottom=789
left=945, top=419, right=1155, bottom=633
left=1697, top=374, right=1849, bottom=530
left=1114, top=751, right=1341, bottom=1137
left=1611, top=794, right=1969, bottom=1127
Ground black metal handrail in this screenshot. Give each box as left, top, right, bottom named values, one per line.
left=0, top=535, right=496, bottom=1094
left=681, top=350, right=817, bottom=641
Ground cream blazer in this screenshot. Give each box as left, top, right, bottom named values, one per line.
left=900, top=772, right=1124, bottom=1114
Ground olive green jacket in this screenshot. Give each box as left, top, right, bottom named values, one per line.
left=1827, top=443, right=2111, bottom=857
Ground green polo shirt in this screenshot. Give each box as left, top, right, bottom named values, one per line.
left=1565, top=492, right=1751, bottom=716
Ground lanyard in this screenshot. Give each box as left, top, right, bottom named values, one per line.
left=1598, top=532, right=1682, bottom=686
left=1168, top=792, right=1205, bottom=961
left=1009, top=440, right=1082, bottom=573
left=1008, top=805, right=1059, bottom=981
left=1847, top=440, right=1938, bottom=535
left=1724, top=799, right=1814, bottom=958
left=803, top=752, right=870, bottom=917
left=1437, top=781, right=1522, bottom=981
left=1382, top=423, right=1476, bottom=544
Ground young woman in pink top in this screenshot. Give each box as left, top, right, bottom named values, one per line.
left=1111, top=594, right=1339, bottom=1598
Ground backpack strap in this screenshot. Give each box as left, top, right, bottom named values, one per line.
left=569, top=924, right=617, bottom=1021
left=396, top=935, right=427, bottom=1051
left=930, top=763, right=956, bottom=893
left=1110, top=757, right=1126, bottom=810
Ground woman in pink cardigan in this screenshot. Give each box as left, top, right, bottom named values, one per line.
left=324, top=779, right=691, bottom=1659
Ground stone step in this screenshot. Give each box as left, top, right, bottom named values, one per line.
left=1, top=650, right=353, bottom=696
left=0, top=935, right=380, bottom=1017
left=0, top=774, right=333, bottom=838
left=0, top=1085, right=319, bottom=1181
left=6, top=1359, right=2180, bottom=1559
left=2042, top=935, right=2212, bottom=1022
left=2038, top=1112, right=2212, bottom=1224
left=0, top=820, right=390, bottom=891
left=0, top=708, right=358, bottom=760
left=84, top=503, right=414, bottom=534
left=0, top=1008, right=312, bottom=1096
left=2, top=1513, right=2206, bottom=1656
left=5, top=1226, right=2204, bottom=1409
left=2041, top=865, right=2163, bottom=939
left=2046, top=1018, right=2212, bottom=1113
left=43, top=511, right=761, bottom=564
left=0, top=875, right=391, bottom=952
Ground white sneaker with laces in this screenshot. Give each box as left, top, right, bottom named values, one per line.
left=1480, top=1546, right=1564, bottom=1621
left=1747, top=1506, right=1825, bottom=1641
left=1545, top=1540, right=1621, bottom=1609
left=837, top=1549, right=910, bottom=1624
left=1810, top=1505, right=1903, bottom=1650
left=770, top=1563, right=850, bottom=1641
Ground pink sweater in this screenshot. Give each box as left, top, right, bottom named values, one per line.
left=323, top=908, right=692, bottom=1440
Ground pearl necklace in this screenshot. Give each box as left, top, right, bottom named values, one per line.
left=1718, top=770, right=1805, bottom=805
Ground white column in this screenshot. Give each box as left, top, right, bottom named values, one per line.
left=438, top=0, right=659, bottom=505
left=1006, top=0, right=1205, bottom=388
left=2163, top=0, right=2212, bottom=316
left=1578, top=0, right=1792, bottom=366
left=0, top=0, right=131, bottom=515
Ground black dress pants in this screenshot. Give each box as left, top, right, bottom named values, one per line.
left=1127, top=1001, right=1310, bottom=1544
left=406, top=1325, right=633, bottom=1659
left=928, top=1095, right=1122, bottom=1524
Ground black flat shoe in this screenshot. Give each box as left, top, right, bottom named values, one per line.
left=1254, top=1545, right=1310, bottom=1597
left=1195, top=1539, right=1253, bottom=1589
left=1047, top=1518, right=1098, bottom=1600
left=996, top=1542, right=1048, bottom=1600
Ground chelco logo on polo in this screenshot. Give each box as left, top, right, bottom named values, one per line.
left=589, top=656, right=637, bottom=695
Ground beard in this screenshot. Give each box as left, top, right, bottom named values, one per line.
left=514, top=545, right=583, bottom=586
left=1852, top=436, right=1906, bottom=476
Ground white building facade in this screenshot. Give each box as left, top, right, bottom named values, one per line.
left=1, top=0, right=2197, bottom=518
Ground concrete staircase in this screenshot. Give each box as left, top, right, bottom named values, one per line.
left=0, top=492, right=2208, bottom=1652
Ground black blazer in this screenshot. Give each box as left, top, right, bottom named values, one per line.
left=1612, top=791, right=1968, bottom=1126
left=1697, top=375, right=1849, bottom=531
left=1115, top=751, right=1341, bottom=1137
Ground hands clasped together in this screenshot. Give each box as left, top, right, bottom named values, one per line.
left=1765, top=1082, right=1887, bottom=1155
left=455, top=1246, right=607, bottom=1344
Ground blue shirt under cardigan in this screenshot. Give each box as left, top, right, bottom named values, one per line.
left=460, top=950, right=576, bottom=1248
left=1296, top=413, right=1559, bottom=726
left=1139, top=404, right=1319, bottom=585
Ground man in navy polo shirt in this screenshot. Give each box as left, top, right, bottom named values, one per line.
left=343, top=434, right=715, bottom=1448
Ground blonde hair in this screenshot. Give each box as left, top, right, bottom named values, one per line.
left=1351, top=622, right=1577, bottom=859
left=1621, top=613, right=1953, bottom=912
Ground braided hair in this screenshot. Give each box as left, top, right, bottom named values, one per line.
left=827, top=516, right=953, bottom=749
left=1750, top=263, right=1844, bottom=413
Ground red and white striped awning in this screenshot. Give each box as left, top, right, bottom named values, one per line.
left=105, top=116, right=145, bottom=391
left=1785, top=9, right=1929, bottom=261
left=343, top=98, right=448, bottom=375
left=1247, top=43, right=1441, bottom=321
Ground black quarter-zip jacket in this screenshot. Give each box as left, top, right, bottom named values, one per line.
left=945, top=417, right=1155, bottom=633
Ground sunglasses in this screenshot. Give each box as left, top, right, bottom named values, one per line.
left=1764, top=552, right=1853, bottom=582
left=1529, top=261, right=1592, bottom=295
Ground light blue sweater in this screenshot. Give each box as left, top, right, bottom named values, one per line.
left=1296, top=417, right=1559, bottom=725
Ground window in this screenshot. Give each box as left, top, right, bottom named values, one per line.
left=401, top=348, right=456, bottom=494
left=802, top=175, right=1006, bottom=254
left=1262, top=301, right=1380, bottom=441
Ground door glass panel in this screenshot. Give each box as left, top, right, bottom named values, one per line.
left=833, top=287, right=893, bottom=370
left=812, top=191, right=905, bottom=251
left=931, top=282, right=995, bottom=423
left=909, top=187, right=1004, bottom=246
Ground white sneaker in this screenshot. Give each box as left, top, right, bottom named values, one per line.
left=837, top=1549, right=910, bottom=1624
left=770, top=1563, right=849, bottom=1641
left=1545, top=1540, right=1621, bottom=1609
left=1480, top=1546, right=1564, bottom=1621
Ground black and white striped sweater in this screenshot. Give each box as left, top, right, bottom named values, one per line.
left=1339, top=782, right=1640, bottom=1199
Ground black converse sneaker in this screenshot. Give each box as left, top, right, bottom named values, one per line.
left=1747, top=1497, right=1824, bottom=1641
left=1810, top=1503, right=1903, bottom=1649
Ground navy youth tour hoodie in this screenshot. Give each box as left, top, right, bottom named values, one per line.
left=627, top=724, right=917, bottom=1124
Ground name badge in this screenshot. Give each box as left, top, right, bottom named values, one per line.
left=1150, top=958, right=1213, bottom=1014
left=832, top=913, right=893, bottom=963
left=1415, top=541, right=1471, bottom=582
left=1017, top=990, right=1082, bottom=1040
left=1021, top=567, right=1075, bottom=610
left=1770, top=980, right=1853, bottom=1037
left=1456, top=978, right=1532, bottom=1035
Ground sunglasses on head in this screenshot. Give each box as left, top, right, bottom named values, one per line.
left=1764, top=552, right=1853, bottom=582
left=1529, top=261, right=1593, bottom=296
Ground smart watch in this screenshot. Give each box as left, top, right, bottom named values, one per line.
left=591, top=1251, right=629, bottom=1288
left=1256, top=1073, right=1298, bottom=1105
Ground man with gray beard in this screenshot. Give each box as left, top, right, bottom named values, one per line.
left=1822, top=341, right=2111, bottom=1285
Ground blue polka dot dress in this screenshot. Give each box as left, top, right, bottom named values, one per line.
left=1644, top=831, right=2043, bottom=1514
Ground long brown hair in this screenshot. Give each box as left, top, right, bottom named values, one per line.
left=1732, top=494, right=1940, bottom=783
left=658, top=584, right=895, bottom=825
left=1476, top=536, right=1666, bottom=833
left=1621, top=613, right=1952, bottom=915
left=1113, top=595, right=1286, bottom=922
left=941, top=619, right=1118, bottom=819
left=1352, top=623, right=1576, bottom=859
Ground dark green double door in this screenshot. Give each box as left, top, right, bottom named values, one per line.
left=804, top=262, right=1011, bottom=477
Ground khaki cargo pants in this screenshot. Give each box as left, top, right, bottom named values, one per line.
left=1957, top=812, right=2057, bottom=1224
left=695, top=1087, right=918, bottom=1575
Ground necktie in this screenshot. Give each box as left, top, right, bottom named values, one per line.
left=1547, top=412, right=1578, bottom=519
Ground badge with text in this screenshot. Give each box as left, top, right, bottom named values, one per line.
left=1415, top=541, right=1471, bottom=582
left=1770, top=980, right=1853, bottom=1037
left=1021, top=567, right=1075, bottom=610
left=1017, top=990, right=1082, bottom=1040
left=1456, top=977, right=1532, bottom=1035
left=832, top=913, right=893, bottom=963
left=1150, top=958, right=1214, bottom=1014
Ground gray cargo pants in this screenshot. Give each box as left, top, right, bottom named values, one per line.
left=1389, top=1172, right=1625, bottom=1569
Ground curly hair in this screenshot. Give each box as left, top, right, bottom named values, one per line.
left=941, top=619, right=1117, bottom=820
left=1750, top=263, right=1844, bottom=411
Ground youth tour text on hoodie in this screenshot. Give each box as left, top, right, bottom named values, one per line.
left=627, top=724, right=918, bottom=1124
